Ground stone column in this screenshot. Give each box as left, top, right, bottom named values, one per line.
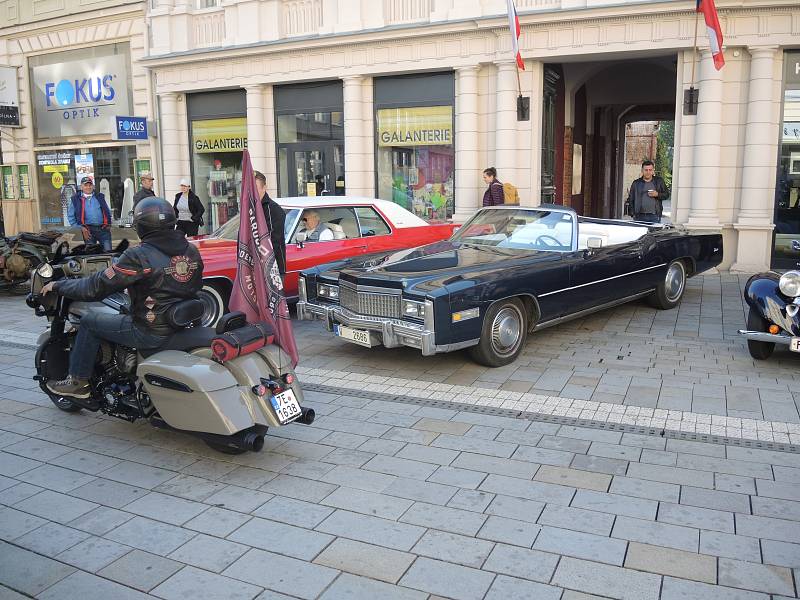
left=453, top=66, right=480, bottom=223
left=263, top=84, right=278, bottom=195
left=495, top=61, right=519, bottom=195
left=525, top=60, right=544, bottom=208
left=159, top=92, right=183, bottom=199
left=687, top=49, right=723, bottom=228
left=732, top=46, right=780, bottom=272
left=342, top=75, right=371, bottom=197
left=245, top=84, right=268, bottom=173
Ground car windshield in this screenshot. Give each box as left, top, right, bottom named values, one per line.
left=452, top=208, right=575, bottom=251
left=210, top=208, right=300, bottom=241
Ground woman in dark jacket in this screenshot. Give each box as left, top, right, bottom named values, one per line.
left=173, top=178, right=205, bottom=237
left=482, top=167, right=505, bottom=207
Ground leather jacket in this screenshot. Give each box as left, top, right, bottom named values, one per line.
left=54, top=230, right=204, bottom=336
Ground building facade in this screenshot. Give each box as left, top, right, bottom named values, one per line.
left=0, top=0, right=156, bottom=235
left=1, top=0, right=799, bottom=272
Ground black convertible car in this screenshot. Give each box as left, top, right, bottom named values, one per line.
left=297, top=205, right=723, bottom=366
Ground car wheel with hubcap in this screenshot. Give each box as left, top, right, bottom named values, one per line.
left=648, top=260, right=687, bottom=310
left=469, top=298, right=528, bottom=367
left=198, top=282, right=228, bottom=328
left=745, top=306, right=775, bottom=360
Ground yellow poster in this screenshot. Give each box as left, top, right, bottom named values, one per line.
left=192, top=117, right=248, bottom=154
left=51, top=171, right=63, bottom=188
left=43, top=165, right=69, bottom=173
left=377, top=106, right=453, bottom=147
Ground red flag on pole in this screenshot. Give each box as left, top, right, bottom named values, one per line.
left=697, top=0, right=725, bottom=70
left=506, top=0, right=524, bottom=71
left=229, top=150, right=299, bottom=367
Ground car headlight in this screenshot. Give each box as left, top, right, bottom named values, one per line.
left=779, top=271, right=800, bottom=298
left=403, top=299, right=426, bottom=319
left=36, top=263, right=54, bottom=279
left=317, top=283, right=339, bottom=300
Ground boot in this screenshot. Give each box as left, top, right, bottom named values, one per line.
left=47, top=376, right=91, bottom=400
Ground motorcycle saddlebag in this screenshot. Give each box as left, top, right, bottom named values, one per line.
left=211, top=321, right=274, bottom=363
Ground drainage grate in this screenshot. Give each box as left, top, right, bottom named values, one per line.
left=305, top=383, right=800, bottom=455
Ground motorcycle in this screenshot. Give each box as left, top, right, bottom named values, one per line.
left=27, top=240, right=315, bottom=454
left=739, top=270, right=800, bottom=360
left=1, top=230, right=66, bottom=293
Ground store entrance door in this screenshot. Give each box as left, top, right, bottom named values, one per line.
left=281, top=142, right=344, bottom=197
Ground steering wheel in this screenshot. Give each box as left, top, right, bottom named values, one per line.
left=535, top=234, right=563, bottom=248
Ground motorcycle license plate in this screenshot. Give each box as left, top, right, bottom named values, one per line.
left=335, top=325, right=373, bottom=347
left=791, top=337, right=800, bottom=353
left=270, top=389, right=302, bottom=425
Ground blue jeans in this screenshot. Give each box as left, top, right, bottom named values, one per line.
left=70, top=311, right=167, bottom=379
left=85, top=225, right=112, bottom=251
left=633, top=213, right=661, bottom=224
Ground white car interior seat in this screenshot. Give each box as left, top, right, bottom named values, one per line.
left=326, top=222, right=347, bottom=240
left=577, top=222, right=649, bottom=250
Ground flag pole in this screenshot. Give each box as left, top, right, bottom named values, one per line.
left=684, top=3, right=701, bottom=115
left=690, top=3, right=700, bottom=87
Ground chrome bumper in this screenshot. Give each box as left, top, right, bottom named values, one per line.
left=738, top=330, right=795, bottom=345
left=297, top=300, right=438, bottom=356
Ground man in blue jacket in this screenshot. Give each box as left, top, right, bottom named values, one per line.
left=69, top=176, right=113, bottom=250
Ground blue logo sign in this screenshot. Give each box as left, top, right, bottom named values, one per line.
left=44, top=75, right=117, bottom=120
left=115, top=116, right=147, bottom=140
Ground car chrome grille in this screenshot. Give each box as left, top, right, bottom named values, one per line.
left=340, top=284, right=401, bottom=319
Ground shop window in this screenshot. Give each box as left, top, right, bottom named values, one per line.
left=375, top=105, right=454, bottom=222
left=773, top=53, right=800, bottom=269
left=355, top=206, right=391, bottom=237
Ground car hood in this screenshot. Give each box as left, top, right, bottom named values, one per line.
left=319, top=241, right=561, bottom=295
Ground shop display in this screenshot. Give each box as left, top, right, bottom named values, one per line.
left=1, top=165, right=14, bottom=200
left=18, top=165, right=31, bottom=200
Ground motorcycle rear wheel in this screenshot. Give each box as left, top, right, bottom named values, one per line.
left=746, top=307, right=775, bottom=360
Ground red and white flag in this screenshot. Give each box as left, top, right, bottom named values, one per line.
left=230, top=149, right=299, bottom=367
left=697, top=0, right=725, bottom=70
left=506, top=0, right=524, bottom=71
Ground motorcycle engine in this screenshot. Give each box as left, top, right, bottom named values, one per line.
left=4, top=253, right=29, bottom=280
left=115, top=346, right=138, bottom=375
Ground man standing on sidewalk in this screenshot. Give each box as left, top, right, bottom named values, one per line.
left=69, top=177, right=113, bottom=251
left=132, top=172, right=156, bottom=208
left=625, top=160, right=669, bottom=223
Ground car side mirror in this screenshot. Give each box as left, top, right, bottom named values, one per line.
left=296, top=231, right=306, bottom=248
left=586, top=236, right=604, bottom=250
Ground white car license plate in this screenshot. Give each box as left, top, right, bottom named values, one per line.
left=335, top=325, right=373, bottom=347
left=270, top=389, right=302, bottom=425
left=791, top=337, right=800, bottom=353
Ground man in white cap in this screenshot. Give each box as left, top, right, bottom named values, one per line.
left=133, top=172, right=156, bottom=208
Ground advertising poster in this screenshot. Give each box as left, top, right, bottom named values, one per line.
left=74, top=153, right=94, bottom=183
left=37, top=151, right=73, bottom=226
left=17, top=165, right=31, bottom=199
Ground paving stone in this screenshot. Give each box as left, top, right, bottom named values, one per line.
left=399, top=556, right=495, bottom=600
left=698, top=530, right=760, bottom=562
left=2, top=437, right=72, bottom=462
left=715, top=473, right=756, bottom=496
left=552, top=556, right=662, bottom=600
left=658, top=502, right=735, bottom=533
left=755, top=479, right=800, bottom=502
left=153, top=474, right=227, bottom=501
left=70, top=478, right=148, bottom=508
left=485, top=494, right=546, bottom=524
left=752, top=496, right=800, bottom=521
left=427, top=465, right=487, bottom=489
left=624, top=541, right=716, bottom=583
left=538, top=503, right=615, bottom=536
left=98, top=549, right=183, bottom=592
left=609, top=476, right=680, bottom=503
left=561, top=592, right=612, bottom=600
left=260, top=474, right=337, bottom=503
left=477, top=515, right=540, bottom=547
left=316, top=510, right=425, bottom=551
left=626, top=463, right=714, bottom=488
left=537, top=435, right=592, bottom=454
left=680, top=486, right=751, bottom=514
left=218, top=466, right=278, bottom=490
left=660, top=576, right=770, bottom=600
left=363, top=454, right=437, bottom=480
left=152, top=565, right=263, bottom=600
left=611, top=516, right=699, bottom=552
left=168, top=534, right=249, bottom=573
left=773, top=466, right=800, bottom=484
left=15, top=521, right=89, bottom=557
left=400, top=501, right=487, bottom=536
left=666, top=438, right=726, bottom=457
left=571, top=454, right=628, bottom=476
left=0, top=505, right=47, bottom=540
left=535, top=525, right=627, bottom=565
left=251, top=495, right=334, bottom=528
left=431, top=433, right=516, bottom=458
left=67, top=506, right=133, bottom=536
left=123, top=491, right=206, bottom=526
left=227, top=516, right=333, bottom=560
left=736, top=514, right=800, bottom=543
left=321, top=486, right=413, bottom=519
left=358, top=438, right=406, bottom=456
left=56, top=536, right=133, bottom=572
left=480, top=474, right=575, bottom=505
left=484, top=575, right=563, bottom=600
left=589, top=441, right=642, bottom=462
left=482, top=543, right=560, bottom=583
left=557, top=425, right=622, bottom=444
left=571, top=489, right=658, bottom=520
left=447, top=489, right=494, bottom=512
left=640, top=449, right=677, bottom=466
left=535, top=465, right=611, bottom=492
left=451, top=452, right=539, bottom=479
left=314, top=537, right=415, bottom=583
left=99, top=460, right=177, bottom=489
left=15, top=489, right=97, bottom=522
left=395, top=443, right=459, bottom=465
left=495, top=429, right=544, bottom=446
left=718, top=557, right=795, bottom=596
left=55, top=449, right=122, bottom=475
left=321, top=465, right=396, bottom=492
left=676, top=454, right=773, bottom=480
left=620, top=433, right=666, bottom=451
left=451, top=412, right=529, bottom=431
left=16, top=463, right=95, bottom=493
left=37, top=570, right=149, bottom=600
left=0, top=540, right=75, bottom=596
left=761, top=539, right=800, bottom=569
left=413, top=417, right=472, bottom=435
left=105, top=516, right=196, bottom=556
left=511, top=444, right=575, bottom=467
left=319, top=573, right=426, bottom=600
left=224, top=548, right=338, bottom=600
left=183, top=507, right=251, bottom=538
left=384, top=476, right=458, bottom=505
left=322, top=447, right=375, bottom=467
left=383, top=427, right=437, bottom=445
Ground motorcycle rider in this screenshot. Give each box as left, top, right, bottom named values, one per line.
left=40, top=197, right=204, bottom=401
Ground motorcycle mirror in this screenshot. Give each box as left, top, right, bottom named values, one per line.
left=114, top=239, right=130, bottom=254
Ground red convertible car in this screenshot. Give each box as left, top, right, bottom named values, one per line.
left=192, top=197, right=458, bottom=325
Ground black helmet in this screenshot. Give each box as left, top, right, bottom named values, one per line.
left=133, top=196, right=176, bottom=238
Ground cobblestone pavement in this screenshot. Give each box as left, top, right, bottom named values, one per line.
left=1, top=340, right=800, bottom=599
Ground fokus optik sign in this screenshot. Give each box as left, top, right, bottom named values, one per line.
left=33, top=53, right=130, bottom=138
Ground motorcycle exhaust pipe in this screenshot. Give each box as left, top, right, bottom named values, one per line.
left=296, top=407, right=315, bottom=425
left=150, top=418, right=267, bottom=452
